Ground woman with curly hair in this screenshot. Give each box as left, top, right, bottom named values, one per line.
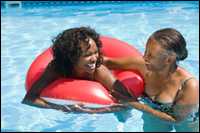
left=22, top=27, right=133, bottom=112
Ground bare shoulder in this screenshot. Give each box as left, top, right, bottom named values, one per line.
left=22, top=61, right=61, bottom=102
left=95, top=65, right=115, bottom=80
left=31, top=60, right=61, bottom=90
left=45, top=61, right=61, bottom=78
left=177, top=76, right=199, bottom=105
left=94, top=65, right=116, bottom=90
left=173, top=76, right=199, bottom=121
left=183, top=77, right=199, bottom=95
left=177, top=67, right=199, bottom=92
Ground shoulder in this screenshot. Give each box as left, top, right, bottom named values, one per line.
left=177, top=67, right=199, bottom=93
left=93, top=65, right=117, bottom=91
left=44, top=60, right=62, bottom=78
left=95, top=65, right=114, bottom=78
left=94, top=65, right=116, bottom=85
left=177, top=77, right=199, bottom=105
left=182, top=77, right=199, bottom=94
left=172, top=76, right=199, bottom=121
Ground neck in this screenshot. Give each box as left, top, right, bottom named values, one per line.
left=154, top=64, right=177, bottom=83
left=72, top=69, right=93, bottom=80
left=154, top=70, right=171, bottom=82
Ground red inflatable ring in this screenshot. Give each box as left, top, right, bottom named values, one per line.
left=25, top=36, right=144, bottom=105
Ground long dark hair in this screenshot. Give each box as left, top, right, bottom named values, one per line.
left=52, top=27, right=103, bottom=76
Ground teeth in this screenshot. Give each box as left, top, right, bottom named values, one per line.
left=87, top=64, right=95, bottom=69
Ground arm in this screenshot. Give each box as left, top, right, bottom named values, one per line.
left=171, top=78, right=199, bottom=122
left=103, top=56, right=146, bottom=76
left=94, top=65, right=134, bottom=100
left=64, top=104, right=128, bottom=114
left=57, top=64, right=175, bottom=120
left=22, top=61, right=68, bottom=111
left=63, top=99, right=176, bottom=121
left=127, top=101, right=176, bottom=122
left=76, top=65, right=175, bottom=121
left=59, top=100, right=175, bottom=122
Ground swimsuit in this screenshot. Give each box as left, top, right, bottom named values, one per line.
left=140, top=77, right=199, bottom=122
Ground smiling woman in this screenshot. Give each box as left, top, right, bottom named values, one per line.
left=22, top=27, right=144, bottom=110
left=24, top=35, right=145, bottom=105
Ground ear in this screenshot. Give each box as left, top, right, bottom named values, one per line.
left=165, top=55, right=176, bottom=64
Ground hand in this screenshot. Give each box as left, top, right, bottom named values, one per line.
left=74, top=103, right=85, bottom=108
left=48, top=103, right=72, bottom=112
left=62, top=103, right=87, bottom=113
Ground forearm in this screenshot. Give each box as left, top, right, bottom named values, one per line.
left=112, top=80, right=137, bottom=101
left=128, top=101, right=176, bottom=122
left=75, top=104, right=128, bottom=114
left=21, top=97, right=110, bottom=113
left=103, top=56, right=117, bottom=69
left=22, top=97, right=66, bottom=111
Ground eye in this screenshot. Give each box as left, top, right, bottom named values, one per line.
left=84, top=53, right=91, bottom=57
left=83, top=50, right=99, bottom=57
left=148, top=53, right=152, bottom=57
left=144, top=49, right=151, bottom=57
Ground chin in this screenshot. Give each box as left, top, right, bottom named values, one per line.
left=88, top=69, right=95, bottom=74
left=145, top=64, right=151, bottom=70
left=146, top=66, right=155, bottom=72
left=84, top=68, right=94, bottom=74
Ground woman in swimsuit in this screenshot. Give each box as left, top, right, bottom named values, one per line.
left=103, top=28, right=199, bottom=123
left=68, top=28, right=198, bottom=125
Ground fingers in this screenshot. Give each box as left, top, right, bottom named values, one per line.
left=76, top=103, right=85, bottom=108
left=61, top=105, right=72, bottom=112
left=60, top=103, right=127, bottom=114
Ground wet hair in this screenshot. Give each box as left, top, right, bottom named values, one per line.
left=52, top=27, right=103, bottom=76
left=150, top=28, right=188, bottom=61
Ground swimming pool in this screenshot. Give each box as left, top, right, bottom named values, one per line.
left=1, top=1, right=199, bottom=132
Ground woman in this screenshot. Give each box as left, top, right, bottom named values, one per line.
left=22, top=26, right=135, bottom=112
left=63, top=28, right=199, bottom=124
left=103, top=28, right=199, bottom=123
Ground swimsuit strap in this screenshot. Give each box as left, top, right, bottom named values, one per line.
left=173, top=77, right=195, bottom=104
left=179, top=77, right=195, bottom=90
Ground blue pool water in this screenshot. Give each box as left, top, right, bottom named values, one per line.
left=1, top=1, right=199, bottom=132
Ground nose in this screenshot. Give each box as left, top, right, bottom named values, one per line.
left=90, top=54, right=98, bottom=63
left=143, top=54, right=150, bottom=64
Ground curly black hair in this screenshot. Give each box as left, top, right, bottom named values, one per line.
left=52, top=27, right=103, bottom=77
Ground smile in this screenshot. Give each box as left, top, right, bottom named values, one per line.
left=87, top=63, right=96, bottom=70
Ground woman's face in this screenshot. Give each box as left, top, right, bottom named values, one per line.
left=73, top=38, right=99, bottom=77
left=143, top=38, right=168, bottom=72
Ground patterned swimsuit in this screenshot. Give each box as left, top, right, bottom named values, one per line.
left=140, top=77, right=199, bottom=122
